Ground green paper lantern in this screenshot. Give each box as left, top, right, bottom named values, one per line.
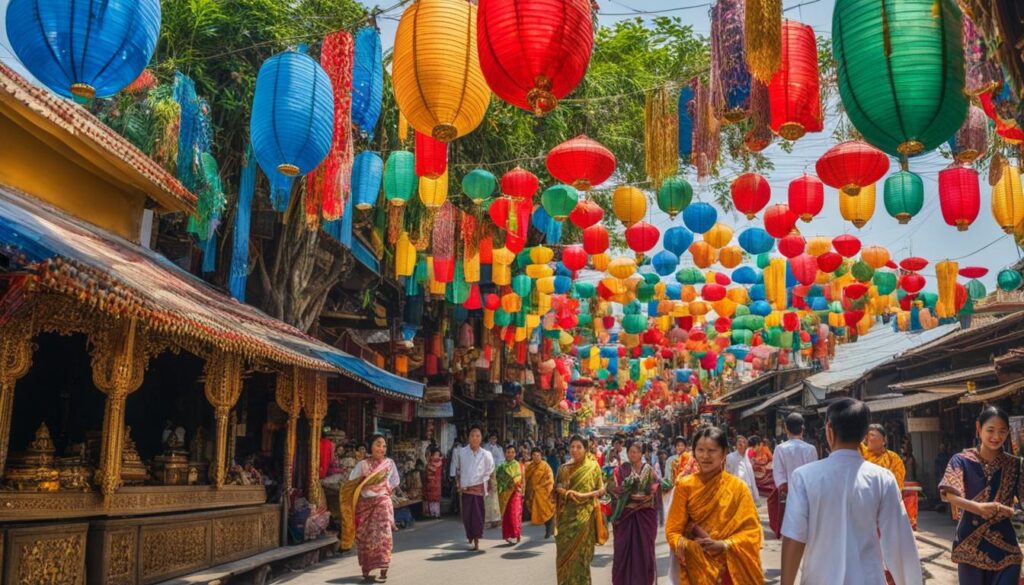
left=637, top=283, right=656, bottom=303
left=445, top=264, right=470, bottom=304
left=622, top=314, right=647, bottom=334
left=494, top=309, right=512, bottom=327
left=756, top=253, right=771, bottom=269
left=642, top=272, right=661, bottom=286
left=512, top=274, right=532, bottom=298
left=462, top=169, right=497, bottom=203
left=516, top=249, right=532, bottom=270
left=574, top=282, right=596, bottom=299
left=834, top=262, right=849, bottom=277
left=919, top=291, right=938, bottom=309
left=997, top=269, right=1023, bottom=292
left=734, top=304, right=750, bottom=317
left=966, top=278, right=987, bottom=300
left=872, top=271, right=897, bottom=295
left=383, top=150, right=416, bottom=205
left=675, top=267, right=704, bottom=285
left=851, top=260, right=874, bottom=282
left=883, top=171, right=924, bottom=224
left=731, top=329, right=753, bottom=344
left=541, top=184, right=579, bottom=221
left=623, top=300, right=642, bottom=315
left=657, top=176, right=693, bottom=218
left=833, top=0, right=967, bottom=156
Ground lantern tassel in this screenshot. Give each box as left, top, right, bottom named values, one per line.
left=229, top=144, right=257, bottom=302
left=744, top=0, right=782, bottom=82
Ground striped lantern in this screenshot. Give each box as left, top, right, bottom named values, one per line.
left=546, top=135, right=617, bottom=190
left=415, top=131, right=448, bottom=179
left=839, top=183, right=876, bottom=228
left=883, top=170, right=924, bottom=224
left=769, top=20, right=822, bottom=141
left=351, top=151, right=383, bottom=210
left=351, top=27, right=384, bottom=136
left=992, top=164, right=1024, bottom=234
left=788, top=174, right=824, bottom=222
left=938, top=166, right=980, bottom=231
left=948, top=106, right=989, bottom=164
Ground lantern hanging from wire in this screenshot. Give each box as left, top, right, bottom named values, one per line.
left=709, top=0, right=750, bottom=122
left=612, top=186, right=648, bottom=227
left=763, top=204, right=797, bottom=238
left=815, top=141, right=889, bottom=196
left=476, top=0, right=593, bottom=115
left=501, top=167, right=540, bottom=201
left=832, top=0, right=967, bottom=156
left=314, top=30, right=355, bottom=221
left=788, top=174, right=823, bottom=222
left=731, top=173, right=771, bottom=219
left=645, top=86, right=680, bottom=187
left=998, top=269, right=1023, bottom=292
left=251, top=51, right=335, bottom=179
left=938, top=165, right=980, bottom=231
left=832, top=234, right=861, bottom=257
left=583, top=224, right=609, bottom=255
left=948, top=106, right=989, bottom=165
left=569, top=199, right=604, bottom=229
left=738, top=227, right=774, bottom=255
left=6, top=0, right=162, bottom=100
left=883, top=170, right=924, bottom=224
left=415, top=131, right=448, bottom=179
left=351, top=151, right=383, bottom=210
left=392, top=0, right=491, bottom=141
left=992, top=163, right=1024, bottom=233
left=839, top=183, right=876, bottom=228
left=664, top=226, right=696, bottom=256
left=547, top=135, right=617, bottom=190
left=462, top=169, right=497, bottom=204
left=384, top=151, right=416, bottom=206
left=541, top=185, right=580, bottom=221
left=419, top=169, right=449, bottom=209
left=625, top=222, right=661, bottom=259
left=683, top=202, right=718, bottom=234
left=768, top=20, right=822, bottom=141
left=657, top=176, right=693, bottom=219
left=744, top=0, right=782, bottom=83
left=351, top=27, right=383, bottom=136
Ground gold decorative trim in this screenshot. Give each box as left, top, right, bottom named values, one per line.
left=0, top=314, right=34, bottom=479
left=203, top=350, right=243, bottom=488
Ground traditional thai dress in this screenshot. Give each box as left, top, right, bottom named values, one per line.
left=525, top=459, right=555, bottom=527
left=340, top=457, right=401, bottom=575
left=939, top=448, right=1024, bottom=585
left=665, top=470, right=764, bottom=585
left=497, top=459, right=525, bottom=540
left=608, top=461, right=659, bottom=585
left=555, top=454, right=607, bottom=585
left=861, top=445, right=906, bottom=491
left=424, top=454, right=443, bottom=518
left=748, top=445, right=774, bottom=497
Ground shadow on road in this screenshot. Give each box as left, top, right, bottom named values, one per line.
left=426, top=550, right=485, bottom=561
left=499, top=551, right=541, bottom=560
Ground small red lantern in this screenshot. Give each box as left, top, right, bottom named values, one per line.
left=788, top=174, right=824, bottom=222
left=763, top=204, right=798, bottom=238
left=562, top=245, right=588, bottom=273
left=731, top=173, right=771, bottom=219
left=899, top=257, right=928, bottom=272
left=465, top=284, right=483, bottom=309
left=832, top=234, right=862, bottom=258
left=844, top=283, right=869, bottom=300
left=901, top=273, right=926, bottom=294
left=625, top=221, right=660, bottom=256
left=415, top=131, right=448, bottom=179
left=546, top=134, right=616, bottom=190
left=790, top=253, right=818, bottom=286
left=701, top=283, right=727, bottom=301
left=484, top=293, right=501, bottom=311
left=714, top=272, right=731, bottom=286
left=778, top=234, right=806, bottom=258
left=488, top=197, right=512, bottom=229
left=569, top=199, right=604, bottom=228
left=815, top=141, right=889, bottom=196
left=843, top=310, right=864, bottom=329
left=938, top=166, right=980, bottom=232
left=501, top=167, right=539, bottom=200
left=769, top=20, right=822, bottom=141
left=817, top=252, right=843, bottom=273
left=955, top=283, right=968, bottom=311
left=583, top=224, right=609, bottom=255
left=783, top=311, right=800, bottom=331
left=959, top=266, right=988, bottom=279
left=714, top=317, right=731, bottom=333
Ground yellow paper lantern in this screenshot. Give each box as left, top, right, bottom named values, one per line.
left=530, top=245, right=555, bottom=264
left=536, top=276, right=555, bottom=294
left=839, top=182, right=876, bottom=228
left=515, top=326, right=528, bottom=342
left=426, top=257, right=446, bottom=294
left=992, top=164, right=1024, bottom=233
left=689, top=241, right=718, bottom=268
left=526, top=264, right=554, bottom=279
left=607, top=257, right=638, bottom=279
left=526, top=313, right=541, bottom=330
left=463, top=250, right=480, bottom=283
left=419, top=169, right=449, bottom=208
left=559, top=331, right=574, bottom=346
left=393, top=0, right=490, bottom=142
left=657, top=300, right=675, bottom=315
left=622, top=333, right=640, bottom=348
left=681, top=285, right=698, bottom=302
left=719, top=245, right=743, bottom=269
left=491, top=246, right=515, bottom=286
left=395, top=232, right=417, bottom=277
left=828, top=312, right=843, bottom=328
left=713, top=298, right=737, bottom=318
left=860, top=245, right=890, bottom=269
left=612, top=186, right=647, bottom=226
left=704, top=222, right=733, bottom=248
left=483, top=308, right=495, bottom=329
left=806, top=236, right=832, bottom=257
left=601, top=277, right=628, bottom=296
left=815, top=270, right=831, bottom=285
left=591, top=252, right=610, bottom=272
left=688, top=301, right=710, bottom=316
left=765, top=258, right=787, bottom=310
left=727, top=287, right=749, bottom=304
left=537, top=293, right=552, bottom=315
left=654, top=282, right=667, bottom=299
left=670, top=302, right=689, bottom=317
left=936, top=260, right=958, bottom=318
left=764, top=310, right=782, bottom=328
left=657, top=315, right=672, bottom=332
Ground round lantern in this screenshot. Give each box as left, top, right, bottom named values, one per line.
left=393, top=0, right=491, bottom=141
left=562, top=245, right=588, bottom=273
left=839, top=183, right=876, bottom=228
left=612, top=186, right=648, bottom=226
left=788, top=174, right=824, bottom=222
left=778, top=235, right=805, bottom=258
left=900, top=257, right=928, bottom=272
left=251, top=52, right=335, bottom=178
left=419, top=170, right=449, bottom=208
left=731, top=173, right=771, bottom=219
left=817, top=252, right=843, bottom=273
left=6, top=0, right=161, bottom=99
left=738, top=227, right=774, bottom=255
left=763, top=204, right=798, bottom=238
left=998, top=269, right=1023, bottom=292
left=501, top=167, right=539, bottom=200
left=683, top=202, right=718, bottom=234
left=415, top=131, right=448, bottom=179
left=351, top=151, right=384, bottom=210
left=992, top=164, right=1024, bottom=234
left=719, top=245, right=743, bottom=268
left=664, top=226, right=695, bottom=256
left=569, top=199, right=604, bottom=228
left=832, top=234, right=861, bottom=257
left=790, top=254, right=818, bottom=286
left=901, top=273, right=926, bottom=294
left=625, top=222, right=660, bottom=257
left=384, top=151, right=417, bottom=205
left=939, top=165, right=980, bottom=232
left=832, top=0, right=967, bottom=156
left=652, top=251, right=680, bottom=276
left=815, top=141, right=889, bottom=196
left=546, top=135, right=617, bottom=190
left=583, top=224, right=609, bottom=255
left=541, top=185, right=580, bottom=220
left=689, top=241, right=718, bottom=269
left=462, top=169, right=497, bottom=204
left=768, top=20, right=822, bottom=140
left=657, top=176, right=693, bottom=218
left=704, top=223, right=733, bottom=249
left=948, top=106, right=989, bottom=164
left=477, top=0, right=593, bottom=115
left=883, top=170, right=924, bottom=224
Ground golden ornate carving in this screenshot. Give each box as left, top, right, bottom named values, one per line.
left=301, top=371, right=328, bottom=506
left=275, top=368, right=300, bottom=495
left=203, top=350, right=243, bottom=488
left=212, top=516, right=260, bottom=563
left=14, top=532, right=85, bottom=585
left=105, top=530, right=137, bottom=585
left=260, top=509, right=280, bottom=551
left=140, top=524, right=209, bottom=581
left=0, top=314, right=34, bottom=479
left=4, top=423, right=59, bottom=491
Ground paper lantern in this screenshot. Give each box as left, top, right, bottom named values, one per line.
left=832, top=0, right=967, bottom=156
left=501, top=167, right=540, bottom=201
left=939, top=166, right=980, bottom=232
left=883, top=171, right=924, bottom=224
left=477, top=0, right=592, bottom=114
left=657, top=176, right=693, bottom=219
left=541, top=185, right=580, bottom=220
left=850, top=260, right=874, bottom=282
left=6, top=0, right=161, bottom=99
left=252, top=52, right=335, bottom=178
left=415, top=131, right=448, bottom=179
left=701, top=283, right=727, bottom=302
left=704, top=223, right=733, bottom=249
left=689, top=241, right=718, bottom=269
left=901, top=273, right=926, bottom=294
left=547, top=135, right=617, bottom=190
left=738, top=227, right=774, bottom=255
left=817, top=252, right=842, bottom=273
left=778, top=235, right=805, bottom=258
left=384, top=151, right=417, bottom=206
left=815, top=141, right=889, bottom=196
left=393, top=0, right=491, bottom=141
left=419, top=170, right=449, bottom=208
left=608, top=257, right=637, bottom=280
left=936, top=260, right=958, bottom=318
left=966, top=279, right=987, bottom=301
left=652, top=251, right=680, bottom=276
left=998, top=269, right=1023, bottom=292
left=769, top=20, right=822, bottom=140
left=992, top=164, right=1024, bottom=234
left=786, top=174, right=825, bottom=223
left=625, top=222, right=660, bottom=257
left=790, top=254, right=818, bottom=286
left=351, top=27, right=384, bottom=135
left=839, top=183, right=876, bottom=228
left=462, top=169, right=497, bottom=204
left=873, top=271, right=897, bottom=295
left=612, top=186, right=648, bottom=226
left=832, top=234, right=861, bottom=257
left=569, top=199, right=604, bottom=229
left=805, top=236, right=831, bottom=257
left=351, top=151, right=383, bottom=210
left=731, top=173, right=771, bottom=219
left=719, top=245, right=743, bottom=269
left=395, top=232, right=417, bottom=277
left=948, top=106, right=989, bottom=164
left=959, top=266, right=988, bottom=280
left=683, top=202, right=718, bottom=234
left=583, top=224, right=609, bottom=255
left=664, top=226, right=695, bottom=256
left=763, top=204, right=797, bottom=238
left=900, top=257, right=928, bottom=272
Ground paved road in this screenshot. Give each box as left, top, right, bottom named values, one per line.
left=274, top=504, right=958, bottom=584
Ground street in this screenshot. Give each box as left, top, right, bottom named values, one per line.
left=275, top=504, right=959, bottom=584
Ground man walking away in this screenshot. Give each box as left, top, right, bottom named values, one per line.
left=781, top=398, right=922, bottom=585
left=770, top=413, right=817, bottom=538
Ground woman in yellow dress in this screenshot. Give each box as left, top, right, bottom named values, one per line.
left=666, top=427, right=764, bottom=585
left=525, top=447, right=556, bottom=538
left=861, top=423, right=906, bottom=490
left=555, top=435, right=607, bottom=585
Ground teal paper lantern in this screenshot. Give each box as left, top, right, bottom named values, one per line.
left=738, top=228, right=774, bottom=255
left=872, top=271, right=897, bottom=295
left=541, top=184, right=580, bottom=221
left=384, top=151, right=416, bottom=205
left=462, top=169, right=497, bottom=203
left=966, top=279, right=987, bottom=301
left=883, top=170, right=924, bottom=224
left=657, top=176, right=693, bottom=218
left=683, top=202, right=717, bottom=234
left=621, top=314, right=647, bottom=335
left=997, top=269, right=1023, bottom=292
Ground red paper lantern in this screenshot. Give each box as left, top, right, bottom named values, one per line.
left=465, top=284, right=483, bottom=309
left=939, top=166, right=981, bottom=232
left=714, top=272, right=731, bottom=286
left=501, top=167, right=539, bottom=200
left=569, top=198, right=604, bottom=228
left=790, top=253, right=818, bottom=286
left=714, top=317, right=731, bottom=333
left=561, top=245, right=588, bottom=273
left=843, top=310, right=865, bottom=328
left=959, top=266, right=988, bottom=279
left=700, top=351, right=719, bottom=370
left=901, top=273, right=926, bottom=294
left=625, top=221, right=660, bottom=256
left=769, top=20, right=822, bottom=141
left=899, top=293, right=918, bottom=311
left=844, top=282, right=868, bottom=300
left=546, top=135, right=616, bottom=190
left=484, top=293, right=501, bottom=310
left=731, top=173, right=771, bottom=219
left=583, top=224, right=609, bottom=254
left=477, top=0, right=593, bottom=115
left=763, top=204, right=798, bottom=238
left=788, top=174, right=824, bottom=222
left=783, top=311, right=800, bottom=332
left=955, top=283, right=968, bottom=311
left=815, top=141, right=889, bottom=196
left=778, top=234, right=806, bottom=258
left=899, top=257, right=928, bottom=272
left=832, top=234, right=861, bottom=258
left=415, top=131, right=448, bottom=179
left=701, top=283, right=726, bottom=301
left=817, top=252, right=843, bottom=273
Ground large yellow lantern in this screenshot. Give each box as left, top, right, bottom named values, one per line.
left=612, top=186, right=647, bottom=226
left=719, top=245, right=743, bottom=269
left=704, top=222, right=733, bottom=248
left=839, top=182, right=875, bottom=228
left=607, top=257, right=637, bottom=279
left=936, top=260, right=958, bottom=318
left=393, top=0, right=491, bottom=141
left=992, top=164, right=1024, bottom=233
left=419, top=170, right=449, bottom=208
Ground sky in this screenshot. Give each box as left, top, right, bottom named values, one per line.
left=1, top=0, right=1018, bottom=289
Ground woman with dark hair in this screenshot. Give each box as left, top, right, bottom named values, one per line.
left=423, top=447, right=444, bottom=519
left=665, top=426, right=763, bottom=585
left=608, top=439, right=659, bottom=585
left=340, top=434, right=401, bottom=582
left=747, top=435, right=775, bottom=498
left=861, top=424, right=906, bottom=491
left=940, top=406, right=1024, bottom=585
left=555, top=435, right=607, bottom=585
left=525, top=446, right=556, bottom=538
left=497, top=443, right=525, bottom=544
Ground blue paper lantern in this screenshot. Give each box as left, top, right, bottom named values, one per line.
left=810, top=296, right=828, bottom=311
left=652, top=250, right=680, bottom=276
left=738, top=227, right=774, bottom=255
left=732, top=266, right=761, bottom=285
left=665, top=283, right=682, bottom=300
left=749, top=284, right=766, bottom=301
left=351, top=151, right=383, bottom=209
left=750, top=300, right=772, bottom=316
left=678, top=86, right=694, bottom=157
left=6, top=0, right=161, bottom=99
left=663, top=226, right=695, bottom=256
left=251, top=51, right=334, bottom=179
left=683, top=202, right=717, bottom=234
left=351, top=27, right=383, bottom=136
left=553, top=276, right=573, bottom=295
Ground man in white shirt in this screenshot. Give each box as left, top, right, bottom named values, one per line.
left=454, top=425, right=495, bottom=551
left=770, top=413, right=818, bottom=538
left=781, top=398, right=922, bottom=585
left=725, top=434, right=759, bottom=503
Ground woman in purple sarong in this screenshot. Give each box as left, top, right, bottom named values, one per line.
left=607, top=439, right=660, bottom=585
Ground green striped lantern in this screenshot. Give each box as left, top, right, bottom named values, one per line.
left=462, top=169, right=497, bottom=204
left=657, top=176, right=693, bottom=218
left=833, top=0, right=967, bottom=156
left=541, top=184, right=580, bottom=220
left=883, top=170, right=924, bottom=224
left=997, top=269, right=1023, bottom=292
left=384, top=151, right=416, bottom=205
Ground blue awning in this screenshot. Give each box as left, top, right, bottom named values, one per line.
left=312, top=348, right=422, bottom=401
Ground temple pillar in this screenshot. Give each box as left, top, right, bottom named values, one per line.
left=275, top=368, right=301, bottom=495
left=0, top=316, right=34, bottom=478
left=301, top=370, right=327, bottom=506
left=203, top=349, right=243, bottom=488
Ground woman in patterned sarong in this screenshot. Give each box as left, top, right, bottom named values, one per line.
left=340, top=434, right=401, bottom=583
left=497, top=444, right=525, bottom=544
left=608, top=439, right=660, bottom=585
left=555, top=435, right=607, bottom=585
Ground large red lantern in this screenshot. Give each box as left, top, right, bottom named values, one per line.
left=477, top=0, right=593, bottom=115
left=790, top=253, right=818, bottom=286
left=769, top=20, right=822, bottom=141
left=625, top=221, right=660, bottom=256
left=731, top=173, right=771, bottom=219
left=569, top=198, right=604, bottom=229
left=844, top=283, right=869, bottom=300
left=763, top=204, right=798, bottom=238
left=899, top=257, right=928, bottom=272
left=832, top=234, right=861, bottom=258
left=546, top=135, right=616, bottom=190
left=415, top=130, right=448, bottom=178
left=938, top=166, right=980, bottom=232
left=815, top=141, right=889, bottom=196
left=788, top=174, right=824, bottom=222
left=583, top=224, right=609, bottom=254
left=561, top=245, right=588, bottom=273
left=501, top=167, right=539, bottom=200
left=901, top=273, right=926, bottom=294
left=778, top=234, right=806, bottom=258
left=817, top=252, right=842, bottom=273
left=960, top=266, right=988, bottom=279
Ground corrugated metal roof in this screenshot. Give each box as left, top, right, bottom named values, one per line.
left=741, top=384, right=803, bottom=418
left=959, top=379, right=1024, bottom=404
left=890, top=364, right=996, bottom=391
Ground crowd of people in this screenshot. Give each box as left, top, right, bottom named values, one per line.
left=339, top=402, right=1024, bottom=585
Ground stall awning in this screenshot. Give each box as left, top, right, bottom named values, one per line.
left=740, top=384, right=803, bottom=419
left=858, top=390, right=966, bottom=413
left=959, top=379, right=1024, bottom=405
left=889, top=364, right=997, bottom=391
left=416, top=401, right=453, bottom=418
left=0, top=184, right=423, bottom=400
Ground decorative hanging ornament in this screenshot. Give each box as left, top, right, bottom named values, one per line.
left=883, top=170, right=924, bottom=224
left=393, top=0, right=491, bottom=141
left=710, top=0, right=751, bottom=122
left=839, top=183, right=876, bottom=228
left=625, top=222, right=661, bottom=259
left=948, top=106, right=989, bottom=165
left=744, top=0, right=782, bottom=82
left=415, top=131, right=448, bottom=179
left=546, top=135, right=617, bottom=190
left=997, top=269, right=1023, bottom=292
left=744, top=79, right=774, bottom=152
left=683, top=202, right=718, bottom=234
left=419, top=169, right=449, bottom=209
left=939, top=165, right=980, bottom=232
left=657, top=176, right=693, bottom=219
left=763, top=204, right=797, bottom=238
left=679, top=85, right=695, bottom=158
left=731, top=173, right=771, bottom=219
left=815, top=141, right=889, bottom=196
left=351, top=151, right=383, bottom=210
left=768, top=20, right=822, bottom=140
left=788, top=174, right=824, bottom=222
left=645, top=86, right=680, bottom=187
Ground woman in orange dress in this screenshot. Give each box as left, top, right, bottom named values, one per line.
left=747, top=435, right=774, bottom=498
